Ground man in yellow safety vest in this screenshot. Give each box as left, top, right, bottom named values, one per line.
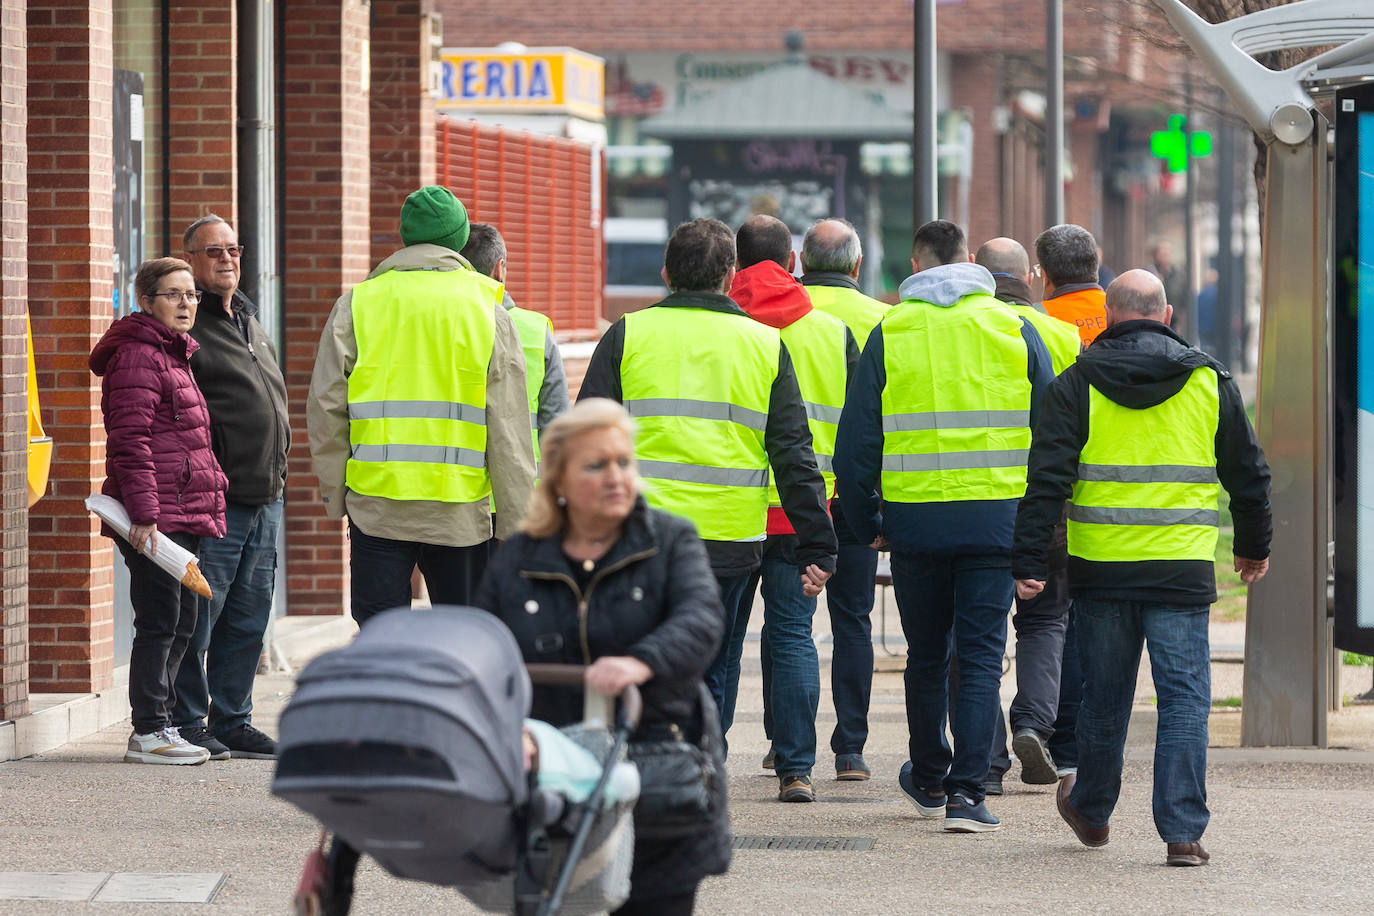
left=1013, top=269, right=1270, bottom=867
left=578, top=217, right=837, bottom=740
left=308, top=186, right=535, bottom=625
left=461, top=223, right=570, bottom=470
left=835, top=219, right=1054, bottom=833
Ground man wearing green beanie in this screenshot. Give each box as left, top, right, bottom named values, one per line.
left=307, top=186, right=535, bottom=625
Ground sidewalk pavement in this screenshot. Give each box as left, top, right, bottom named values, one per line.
left=2, top=597, right=1372, bottom=914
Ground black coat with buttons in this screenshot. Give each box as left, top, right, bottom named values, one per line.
left=472, top=496, right=731, bottom=899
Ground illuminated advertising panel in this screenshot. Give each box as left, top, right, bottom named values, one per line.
left=436, top=47, right=604, bottom=121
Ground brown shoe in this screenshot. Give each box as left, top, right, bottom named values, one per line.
left=1056, top=773, right=1109, bottom=847
left=1166, top=842, right=1209, bottom=866
left=779, top=774, right=815, bottom=802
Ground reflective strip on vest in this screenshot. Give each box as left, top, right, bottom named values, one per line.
left=878, top=295, right=1033, bottom=503
left=882, top=409, right=1029, bottom=433
left=622, top=305, right=779, bottom=542
left=346, top=268, right=497, bottom=504
left=805, top=285, right=890, bottom=352
left=1067, top=367, right=1221, bottom=563
left=764, top=309, right=848, bottom=507
left=626, top=398, right=769, bottom=431
left=508, top=305, right=550, bottom=460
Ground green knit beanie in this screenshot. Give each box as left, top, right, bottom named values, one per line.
left=399, top=185, right=470, bottom=253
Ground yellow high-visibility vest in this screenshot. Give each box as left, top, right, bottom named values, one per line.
left=621, top=305, right=779, bottom=542
left=508, top=305, right=550, bottom=461
left=879, top=294, right=1032, bottom=504
left=772, top=309, right=847, bottom=505
left=806, top=284, right=890, bottom=353
left=346, top=268, right=499, bottom=504
left=1068, top=367, right=1221, bottom=562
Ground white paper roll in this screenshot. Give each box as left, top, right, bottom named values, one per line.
left=85, top=494, right=212, bottom=598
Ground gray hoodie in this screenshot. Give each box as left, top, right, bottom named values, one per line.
left=897, top=262, right=996, bottom=307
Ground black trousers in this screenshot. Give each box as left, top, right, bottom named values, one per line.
left=348, top=520, right=493, bottom=626
left=612, top=887, right=697, bottom=916
left=118, top=531, right=200, bottom=734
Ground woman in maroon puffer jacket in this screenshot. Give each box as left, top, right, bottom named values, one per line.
left=90, top=257, right=228, bottom=765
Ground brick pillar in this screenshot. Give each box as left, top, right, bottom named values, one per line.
left=1, top=0, right=28, bottom=720
left=25, top=1, right=116, bottom=693
left=281, top=0, right=371, bottom=615
left=166, top=0, right=238, bottom=242
left=369, top=0, right=436, bottom=267
left=949, top=52, right=1002, bottom=249
left=1066, top=106, right=1101, bottom=236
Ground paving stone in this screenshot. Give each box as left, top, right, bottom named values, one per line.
left=0, top=872, right=109, bottom=901
left=92, top=873, right=226, bottom=903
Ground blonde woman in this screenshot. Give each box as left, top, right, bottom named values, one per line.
left=473, top=398, right=729, bottom=914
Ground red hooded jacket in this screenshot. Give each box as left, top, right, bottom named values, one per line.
left=90, top=311, right=227, bottom=539
left=729, top=260, right=829, bottom=536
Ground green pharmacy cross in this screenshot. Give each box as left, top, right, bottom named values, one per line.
left=1150, top=114, right=1213, bottom=172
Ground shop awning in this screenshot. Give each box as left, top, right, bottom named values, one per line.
left=639, top=58, right=912, bottom=141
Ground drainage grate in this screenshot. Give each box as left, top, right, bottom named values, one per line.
left=732, top=835, right=876, bottom=851
left=813, top=796, right=900, bottom=804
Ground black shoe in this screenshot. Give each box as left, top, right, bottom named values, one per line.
left=176, top=725, right=230, bottom=760
left=983, top=769, right=1005, bottom=796
left=217, top=723, right=277, bottom=759
left=1013, top=727, right=1058, bottom=785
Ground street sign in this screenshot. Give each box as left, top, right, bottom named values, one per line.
left=1149, top=114, right=1212, bottom=172
left=436, top=47, right=604, bottom=121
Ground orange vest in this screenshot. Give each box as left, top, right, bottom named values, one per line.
left=1043, top=287, right=1108, bottom=346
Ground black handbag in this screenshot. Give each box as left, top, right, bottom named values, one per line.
left=627, top=683, right=724, bottom=838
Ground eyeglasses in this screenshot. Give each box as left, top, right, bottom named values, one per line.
left=189, top=245, right=245, bottom=259
left=1031, top=263, right=1043, bottom=279
left=152, top=290, right=203, bottom=304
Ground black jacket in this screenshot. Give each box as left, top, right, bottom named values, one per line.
left=472, top=499, right=731, bottom=896
left=188, top=289, right=290, bottom=505
left=1012, top=320, right=1272, bottom=605
left=578, top=290, right=837, bottom=577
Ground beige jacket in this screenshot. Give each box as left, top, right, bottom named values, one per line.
left=307, top=244, right=535, bottom=546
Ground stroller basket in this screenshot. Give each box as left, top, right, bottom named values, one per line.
left=272, top=607, right=641, bottom=916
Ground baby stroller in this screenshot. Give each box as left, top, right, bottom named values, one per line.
left=271, top=607, right=642, bottom=916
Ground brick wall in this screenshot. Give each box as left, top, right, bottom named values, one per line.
left=370, top=0, right=437, bottom=267
left=166, top=0, right=238, bottom=244
left=949, top=52, right=1004, bottom=251
left=26, top=1, right=116, bottom=693
left=1, top=0, right=27, bottom=720
left=281, top=0, right=372, bottom=616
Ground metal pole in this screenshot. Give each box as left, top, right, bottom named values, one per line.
left=1241, top=110, right=1330, bottom=748
left=1045, top=0, right=1064, bottom=227
left=913, top=0, right=938, bottom=227
left=1182, top=68, right=1199, bottom=343
left=1215, top=105, right=1236, bottom=367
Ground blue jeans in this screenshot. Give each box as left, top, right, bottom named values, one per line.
left=1048, top=609, right=1081, bottom=771
left=756, top=554, right=819, bottom=776
left=704, top=571, right=755, bottom=741
left=826, top=540, right=878, bottom=755
left=348, top=522, right=492, bottom=626
left=891, top=551, right=1011, bottom=803
left=1069, top=599, right=1210, bottom=843
left=173, top=499, right=281, bottom=735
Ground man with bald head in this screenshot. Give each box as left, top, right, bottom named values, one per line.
left=797, top=217, right=890, bottom=781
left=1012, top=269, right=1271, bottom=867
left=975, top=236, right=1082, bottom=791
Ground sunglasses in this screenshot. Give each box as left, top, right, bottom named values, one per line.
left=189, top=245, right=245, bottom=259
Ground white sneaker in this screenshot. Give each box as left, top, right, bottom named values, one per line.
left=125, top=727, right=211, bottom=765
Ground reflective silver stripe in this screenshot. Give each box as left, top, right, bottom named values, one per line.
left=637, top=460, right=769, bottom=488
left=350, top=444, right=486, bottom=468
left=881, top=449, right=1027, bottom=472
left=626, top=398, right=768, bottom=432
left=1077, top=463, right=1219, bottom=484
left=882, top=409, right=1030, bottom=433
left=530, top=411, right=539, bottom=430
left=349, top=400, right=486, bottom=425
left=1068, top=505, right=1220, bottom=527
left=805, top=402, right=844, bottom=425
left=816, top=452, right=834, bottom=473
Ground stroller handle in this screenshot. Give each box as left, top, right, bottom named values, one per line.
left=524, top=663, right=643, bottom=730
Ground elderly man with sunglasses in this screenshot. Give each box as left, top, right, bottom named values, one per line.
left=169, top=214, right=290, bottom=762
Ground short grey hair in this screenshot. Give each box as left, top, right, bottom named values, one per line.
left=183, top=214, right=229, bottom=250
left=1034, top=223, right=1099, bottom=286
left=460, top=223, right=507, bottom=278
left=801, top=219, right=861, bottom=274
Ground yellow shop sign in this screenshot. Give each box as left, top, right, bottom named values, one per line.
left=438, top=47, right=604, bottom=121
